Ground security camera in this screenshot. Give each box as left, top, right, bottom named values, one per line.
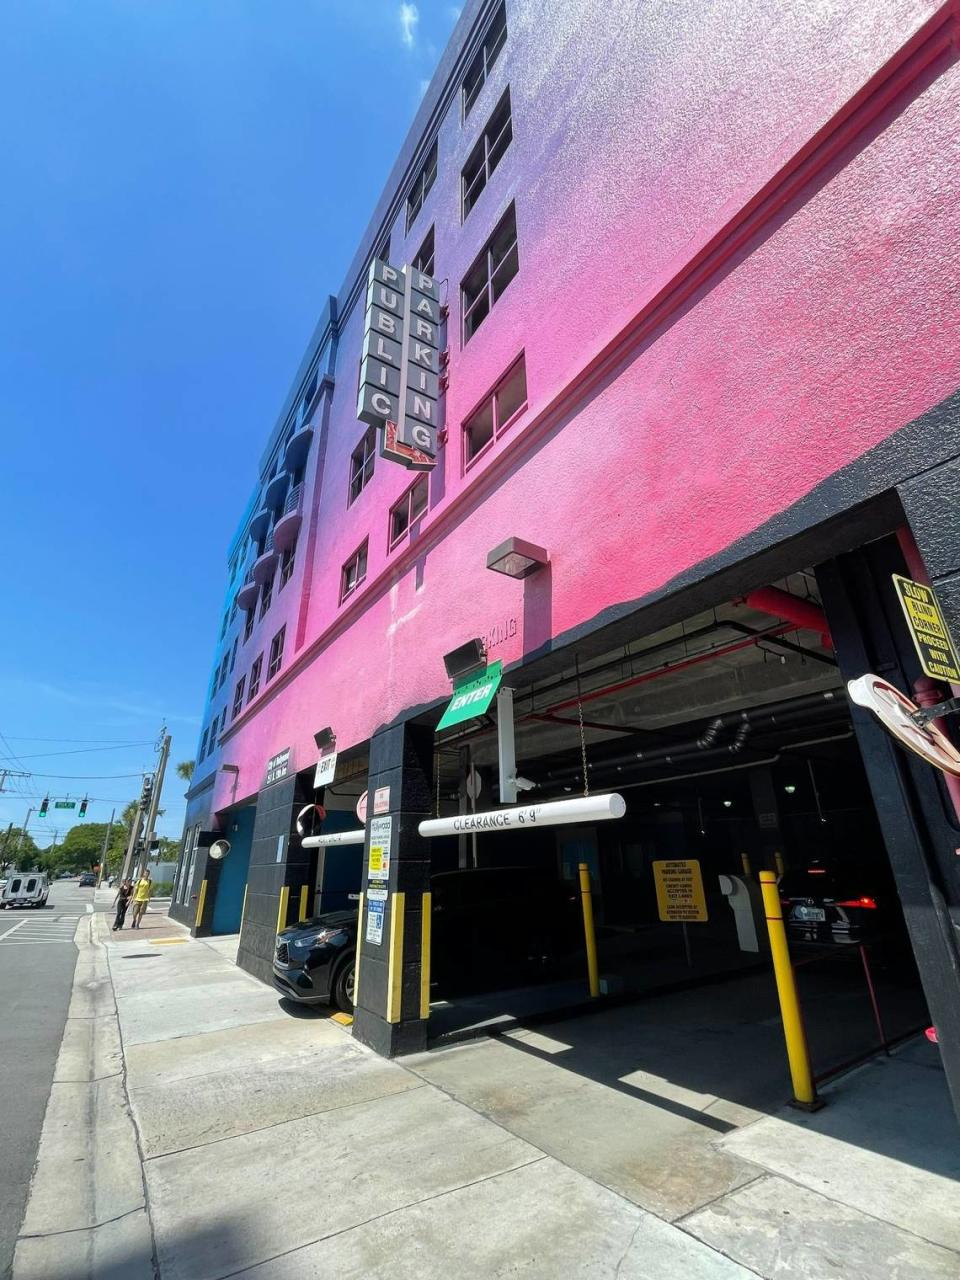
left=515, top=776, right=537, bottom=792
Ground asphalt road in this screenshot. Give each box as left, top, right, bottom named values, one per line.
left=0, top=879, right=97, bottom=1279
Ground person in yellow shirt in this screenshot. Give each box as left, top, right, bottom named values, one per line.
left=130, top=870, right=152, bottom=929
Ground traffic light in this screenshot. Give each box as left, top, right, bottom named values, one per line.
left=38, top=796, right=49, bottom=818
left=140, top=775, right=154, bottom=808
left=78, top=797, right=88, bottom=818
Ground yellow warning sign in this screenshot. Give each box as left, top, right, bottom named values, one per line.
left=892, top=574, right=960, bottom=683
left=652, top=859, right=708, bottom=923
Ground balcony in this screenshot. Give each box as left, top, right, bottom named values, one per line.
left=264, top=471, right=288, bottom=510
left=284, top=424, right=313, bottom=473
left=252, top=532, right=278, bottom=585
left=236, top=570, right=259, bottom=610
left=249, top=505, right=272, bottom=541
left=272, top=483, right=303, bottom=552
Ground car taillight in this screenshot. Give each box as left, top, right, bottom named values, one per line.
left=835, top=896, right=877, bottom=909
left=806, top=868, right=827, bottom=875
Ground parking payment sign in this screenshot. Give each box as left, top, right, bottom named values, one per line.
left=653, top=860, right=708, bottom=923
left=368, top=816, right=392, bottom=882
left=366, top=889, right=387, bottom=945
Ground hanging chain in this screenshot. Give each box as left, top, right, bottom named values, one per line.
left=435, top=743, right=441, bottom=817
left=576, top=660, right=589, bottom=797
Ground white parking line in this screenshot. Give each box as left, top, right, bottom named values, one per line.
left=0, top=920, right=28, bottom=941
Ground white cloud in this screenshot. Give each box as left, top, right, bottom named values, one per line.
left=399, top=2, right=419, bottom=48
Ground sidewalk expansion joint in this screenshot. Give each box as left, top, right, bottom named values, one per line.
left=143, top=1082, right=432, bottom=1162
left=213, top=1155, right=550, bottom=1280
left=18, top=1204, right=145, bottom=1241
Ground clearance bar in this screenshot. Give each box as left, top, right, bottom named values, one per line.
left=301, top=829, right=366, bottom=848
left=419, top=793, right=626, bottom=837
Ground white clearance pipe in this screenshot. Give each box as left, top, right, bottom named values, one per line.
left=301, top=829, right=366, bottom=848
left=419, top=792, right=626, bottom=838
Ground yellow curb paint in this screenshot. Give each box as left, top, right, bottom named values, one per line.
left=149, top=938, right=188, bottom=946
left=331, top=1012, right=353, bottom=1026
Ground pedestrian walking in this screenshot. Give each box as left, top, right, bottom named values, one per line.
left=130, top=870, right=152, bottom=928
left=112, top=879, right=133, bottom=931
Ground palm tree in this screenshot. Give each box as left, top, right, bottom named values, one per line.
left=176, top=760, right=195, bottom=783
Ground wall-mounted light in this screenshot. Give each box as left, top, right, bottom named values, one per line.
left=723, top=799, right=733, bottom=808
left=314, top=726, right=336, bottom=751
left=443, top=638, right=487, bottom=680
left=486, top=536, right=549, bottom=579
left=784, top=783, right=797, bottom=795
left=220, top=764, right=239, bottom=774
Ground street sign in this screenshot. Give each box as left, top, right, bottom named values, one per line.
left=54, top=801, right=76, bottom=810
left=313, top=752, right=338, bottom=789
left=436, top=661, right=504, bottom=731
left=892, top=574, right=960, bottom=682
left=652, top=860, right=708, bottom=922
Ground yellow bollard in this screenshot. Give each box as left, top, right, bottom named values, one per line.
left=578, top=863, right=600, bottom=998
left=276, top=884, right=290, bottom=935
left=240, top=884, right=248, bottom=926
left=386, top=892, right=406, bottom=1023
left=299, top=883, right=309, bottom=922
left=353, top=891, right=364, bottom=1006
left=194, top=879, right=208, bottom=930
left=774, top=850, right=786, bottom=879
left=759, top=870, right=820, bottom=1109
left=740, top=851, right=753, bottom=879
left=419, top=891, right=432, bottom=1019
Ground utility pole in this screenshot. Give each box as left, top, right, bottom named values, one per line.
left=120, top=799, right=145, bottom=883
left=97, top=809, right=115, bottom=888
left=16, top=808, right=34, bottom=857
left=137, top=733, right=171, bottom=877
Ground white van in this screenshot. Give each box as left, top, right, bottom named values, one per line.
left=1, top=872, right=49, bottom=909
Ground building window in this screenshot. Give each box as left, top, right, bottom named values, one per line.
left=300, top=371, right=318, bottom=423
left=198, top=728, right=209, bottom=762
left=406, top=140, right=438, bottom=231
left=248, top=654, right=263, bottom=702
left=462, top=89, right=512, bottom=221
left=464, top=355, right=527, bottom=467
left=259, top=574, right=274, bottom=619
left=219, top=612, right=229, bottom=640
left=340, top=540, right=368, bottom=603
left=461, top=203, right=518, bottom=343
left=243, top=609, right=254, bottom=643
left=389, top=475, right=429, bottom=549
left=232, top=676, right=246, bottom=720
left=229, top=637, right=239, bottom=672
left=217, top=654, right=229, bottom=690
left=413, top=226, right=435, bottom=277
left=349, top=427, right=376, bottom=504
left=267, top=625, right=286, bottom=681
left=462, top=2, right=507, bottom=119
left=279, top=543, right=296, bottom=589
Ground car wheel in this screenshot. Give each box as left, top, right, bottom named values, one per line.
left=332, top=958, right=355, bottom=1013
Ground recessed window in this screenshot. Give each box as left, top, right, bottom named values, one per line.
left=217, top=655, right=229, bottom=690
left=267, top=625, right=286, bottom=682
left=232, top=676, right=246, bottom=720
left=413, top=225, right=435, bottom=278
left=300, top=371, right=318, bottom=422
left=229, top=637, right=238, bottom=673
left=279, top=543, right=296, bottom=589
left=219, top=612, right=229, bottom=640
left=259, top=574, right=274, bottom=620
left=389, top=475, right=429, bottom=550
left=462, top=89, right=512, bottom=221
left=198, top=728, right=209, bottom=762
left=243, top=609, right=254, bottom=643
left=248, top=654, right=263, bottom=703
left=340, top=540, right=369, bottom=603
left=406, top=140, right=438, bottom=232
left=461, top=203, right=519, bottom=343
left=349, top=427, right=376, bottom=504
left=462, top=2, right=507, bottom=118
left=464, top=355, right=527, bottom=467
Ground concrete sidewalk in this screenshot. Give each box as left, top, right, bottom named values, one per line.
left=13, top=914, right=960, bottom=1279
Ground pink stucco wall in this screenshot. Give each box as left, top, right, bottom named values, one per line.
left=210, top=0, right=960, bottom=812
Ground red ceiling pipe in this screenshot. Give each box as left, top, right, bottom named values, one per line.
left=742, top=587, right=832, bottom=649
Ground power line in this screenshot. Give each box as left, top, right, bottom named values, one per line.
left=21, top=772, right=150, bottom=780
left=6, top=743, right=154, bottom=760
left=0, top=736, right=157, bottom=744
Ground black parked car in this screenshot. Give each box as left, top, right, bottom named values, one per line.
left=273, top=866, right=583, bottom=1012
left=78, top=871, right=97, bottom=887
left=780, top=855, right=899, bottom=947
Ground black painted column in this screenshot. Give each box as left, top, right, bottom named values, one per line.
left=352, top=721, right=433, bottom=1057
left=818, top=538, right=960, bottom=1122
left=237, top=770, right=314, bottom=986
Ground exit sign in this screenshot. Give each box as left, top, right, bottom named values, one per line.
left=54, top=801, right=76, bottom=810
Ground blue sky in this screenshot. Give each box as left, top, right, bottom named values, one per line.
left=0, top=0, right=460, bottom=845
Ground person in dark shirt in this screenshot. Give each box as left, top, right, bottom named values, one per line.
left=113, top=879, right=133, bottom=931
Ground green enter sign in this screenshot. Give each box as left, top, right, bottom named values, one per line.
left=436, top=661, right=503, bottom=731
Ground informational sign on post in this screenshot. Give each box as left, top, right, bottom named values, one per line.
left=892, top=574, right=960, bottom=682
left=652, top=859, right=708, bottom=922
left=367, top=816, right=392, bottom=882
left=373, top=786, right=391, bottom=815
left=366, top=888, right=387, bottom=945
left=313, top=752, right=338, bottom=789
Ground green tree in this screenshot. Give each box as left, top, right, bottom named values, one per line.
left=176, top=760, right=194, bottom=783
left=52, top=823, right=113, bottom=874
left=5, top=832, right=41, bottom=871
